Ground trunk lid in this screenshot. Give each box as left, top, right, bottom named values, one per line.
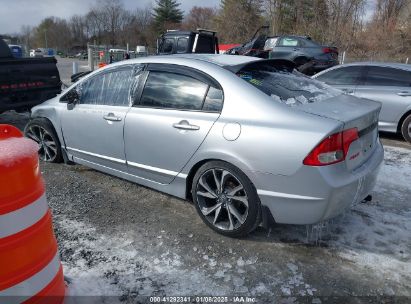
left=297, top=94, right=381, bottom=170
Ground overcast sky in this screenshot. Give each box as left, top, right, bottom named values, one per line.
left=0, top=0, right=376, bottom=35
left=0, top=0, right=221, bottom=34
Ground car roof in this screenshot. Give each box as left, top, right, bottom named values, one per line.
left=168, top=54, right=262, bottom=66
left=334, top=62, right=411, bottom=71
left=115, top=54, right=262, bottom=68
left=74, top=55, right=263, bottom=87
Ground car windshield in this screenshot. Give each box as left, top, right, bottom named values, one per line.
left=237, top=68, right=341, bottom=106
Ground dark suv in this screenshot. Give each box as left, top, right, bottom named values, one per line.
left=157, top=29, right=219, bottom=55
left=268, top=35, right=338, bottom=72
left=229, top=27, right=338, bottom=73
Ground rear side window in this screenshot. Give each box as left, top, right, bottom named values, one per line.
left=140, top=72, right=208, bottom=110
left=364, top=66, right=411, bottom=87
left=315, top=66, right=363, bottom=85
left=237, top=68, right=341, bottom=106
left=278, top=37, right=299, bottom=47
left=80, top=68, right=133, bottom=106
left=195, top=35, right=214, bottom=53
left=203, top=87, right=223, bottom=112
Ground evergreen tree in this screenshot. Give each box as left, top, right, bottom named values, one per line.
left=153, top=0, right=184, bottom=32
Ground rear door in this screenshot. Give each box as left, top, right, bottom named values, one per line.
left=271, top=36, right=302, bottom=60
left=124, top=64, right=223, bottom=184
left=61, top=66, right=135, bottom=171
left=314, top=65, right=364, bottom=95
left=354, top=66, right=411, bottom=127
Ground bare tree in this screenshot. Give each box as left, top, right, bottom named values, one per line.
left=216, top=0, right=264, bottom=43
left=184, top=6, right=217, bottom=30
left=19, top=25, right=33, bottom=49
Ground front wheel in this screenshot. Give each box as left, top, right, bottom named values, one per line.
left=24, top=118, right=63, bottom=163
left=192, top=161, right=261, bottom=237
left=401, top=114, right=411, bottom=144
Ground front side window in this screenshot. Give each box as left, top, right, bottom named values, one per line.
left=264, top=38, right=278, bottom=51
left=162, top=38, right=174, bottom=53
left=140, top=72, right=208, bottom=110
left=364, top=66, right=411, bottom=87
left=177, top=38, right=189, bottom=53
left=80, top=68, right=134, bottom=106
left=315, top=66, right=363, bottom=85
left=79, top=75, right=104, bottom=105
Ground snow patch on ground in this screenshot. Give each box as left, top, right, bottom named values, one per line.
left=57, top=145, right=410, bottom=298
left=57, top=218, right=271, bottom=300
left=378, top=146, right=411, bottom=189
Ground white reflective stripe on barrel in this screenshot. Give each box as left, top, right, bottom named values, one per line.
left=0, top=194, right=48, bottom=238
left=0, top=252, right=61, bottom=303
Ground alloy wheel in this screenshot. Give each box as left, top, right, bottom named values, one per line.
left=25, top=125, right=58, bottom=162
left=196, top=168, right=249, bottom=231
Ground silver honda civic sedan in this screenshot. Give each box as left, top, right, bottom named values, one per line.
left=313, top=62, right=411, bottom=143
left=25, top=54, right=384, bottom=237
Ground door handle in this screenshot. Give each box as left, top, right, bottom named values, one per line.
left=172, top=120, right=200, bottom=131
left=397, top=91, right=411, bottom=97
left=342, top=88, right=354, bottom=94
left=103, top=113, right=122, bottom=122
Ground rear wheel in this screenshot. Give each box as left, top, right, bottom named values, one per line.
left=294, top=57, right=309, bottom=67
left=192, top=161, right=261, bottom=237
left=401, top=114, right=411, bottom=144
left=24, top=118, right=63, bottom=163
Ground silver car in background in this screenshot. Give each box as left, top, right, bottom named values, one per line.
left=25, top=55, right=383, bottom=237
left=313, top=62, right=411, bottom=143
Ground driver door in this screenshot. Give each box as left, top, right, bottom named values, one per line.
left=60, top=66, right=136, bottom=172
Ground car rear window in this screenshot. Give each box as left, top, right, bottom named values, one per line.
left=237, top=68, right=341, bottom=106
left=364, top=66, right=411, bottom=87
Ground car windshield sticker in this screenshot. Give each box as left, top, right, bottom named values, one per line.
left=237, top=73, right=263, bottom=86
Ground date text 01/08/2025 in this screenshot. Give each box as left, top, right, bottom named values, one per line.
left=149, top=296, right=257, bottom=303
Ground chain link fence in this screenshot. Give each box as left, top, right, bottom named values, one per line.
left=86, top=44, right=149, bottom=70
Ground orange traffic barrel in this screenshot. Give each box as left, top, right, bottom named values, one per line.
left=0, top=124, right=65, bottom=304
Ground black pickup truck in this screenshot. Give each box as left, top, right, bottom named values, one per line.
left=157, top=29, right=219, bottom=55
left=0, top=39, right=61, bottom=113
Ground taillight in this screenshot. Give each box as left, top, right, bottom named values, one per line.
left=303, top=128, right=359, bottom=166
left=323, top=47, right=332, bottom=54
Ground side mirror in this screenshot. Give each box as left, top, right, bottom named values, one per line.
left=67, top=91, right=78, bottom=104
left=66, top=86, right=81, bottom=105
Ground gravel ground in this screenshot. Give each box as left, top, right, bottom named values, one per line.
left=1, top=111, right=410, bottom=303
left=41, top=145, right=410, bottom=304
left=1, top=59, right=410, bottom=303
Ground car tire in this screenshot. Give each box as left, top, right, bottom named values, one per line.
left=192, top=161, right=261, bottom=237
left=24, top=118, right=63, bottom=163
left=401, top=114, right=411, bottom=144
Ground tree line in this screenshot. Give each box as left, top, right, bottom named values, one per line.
left=4, top=0, right=411, bottom=60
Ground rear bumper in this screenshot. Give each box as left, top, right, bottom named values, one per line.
left=253, top=141, right=384, bottom=225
